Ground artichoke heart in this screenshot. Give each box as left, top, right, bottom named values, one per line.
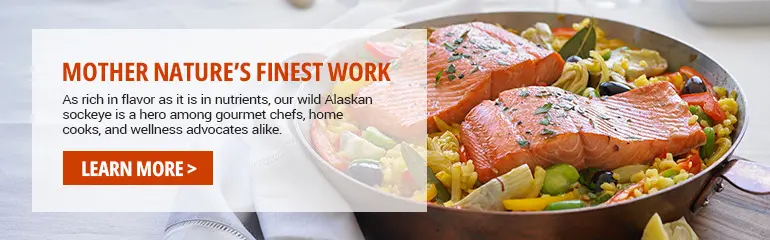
left=521, top=22, right=554, bottom=51
left=454, top=164, right=533, bottom=211
left=427, top=130, right=460, bottom=173
left=552, top=62, right=589, bottom=94
left=622, top=49, right=668, bottom=80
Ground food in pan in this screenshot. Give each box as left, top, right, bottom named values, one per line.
left=310, top=18, right=740, bottom=212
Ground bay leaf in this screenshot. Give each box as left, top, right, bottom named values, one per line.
left=557, top=19, right=597, bottom=60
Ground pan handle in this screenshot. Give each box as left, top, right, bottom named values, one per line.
left=691, top=155, right=770, bottom=212
left=720, top=155, right=770, bottom=195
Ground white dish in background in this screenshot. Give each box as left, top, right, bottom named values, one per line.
left=679, top=0, right=770, bottom=25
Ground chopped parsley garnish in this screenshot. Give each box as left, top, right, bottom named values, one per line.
left=460, top=29, right=470, bottom=38
left=576, top=107, right=586, bottom=116
left=442, top=42, right=458, bottom=52
left=445, top=32, right=454, bottom=37
left=454, top=38, right=464, bottom=45
left=541, top=128, right=556, bottom=135
left=458, top=73, right=465, bottom=79
left=448, top=52, right=473, bottom=62
left=448, top=74, right=457, bottom=81
left=560, top=102, right=575, bottom=111
left=471, top=65, right=480, bottom=73
left=534, top=103, right=552, bottom=115
left=519, top=90, right=530, bottom=97
left=446, top=64, right=456, bottom=74
left=502, top=106, right=510, bottom=111
left=539, top=114, right=552, bottom=126
left=517, top=139, right=530, bottom=148
left=478, top=44, right=493, bottom=51
left=434, top=69, right=444, bottom=86
left=535, top=91, right=552, bottom=97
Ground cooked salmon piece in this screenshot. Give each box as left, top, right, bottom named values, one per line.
left=349, top=23, right=564, bottom=139
left=462, top=82, right=706, bottom=182
left=429, top=22, right=564, bottom=98
left=349, top=43, right=490, bottom=140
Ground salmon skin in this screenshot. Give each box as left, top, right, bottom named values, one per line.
left=349, top=22, right=564, bottom=139
left=461, top=82, right=706, bottom=182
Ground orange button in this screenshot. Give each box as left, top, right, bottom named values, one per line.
left=63, top=151, right=213, bottom=185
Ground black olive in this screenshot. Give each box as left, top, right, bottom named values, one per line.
left=566, top=55, right=582, bottom=63
left=348, top=159, right=383, bottom=186
left=682, top=76, right=707, bottom=94
left=598, top=81, right=631, bottom=96
left=578, top=168, right=600, bottom=187
left=590, top=171, right=617, bottom=192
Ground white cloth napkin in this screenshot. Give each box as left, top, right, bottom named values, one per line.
left=247, top=124, right=365, bottom=239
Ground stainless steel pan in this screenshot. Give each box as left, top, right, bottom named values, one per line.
left=292, top=12, right=769, bottom=239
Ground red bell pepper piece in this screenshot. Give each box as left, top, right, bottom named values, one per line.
left=552, top=27, right=577, bottom=38
left=680, top=92, right=726, bottom=123
left=364, top=41, right=404, bottom=62
left=678, top=151, right=703, bottom=174
left=679, top=66, right=715, bottom=96
left=691, top=154, right=703, bottom=174
left=607, top=180, right=645, bottom=204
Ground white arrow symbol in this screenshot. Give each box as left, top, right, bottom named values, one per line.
left=187, top=164, right=197, bottom=174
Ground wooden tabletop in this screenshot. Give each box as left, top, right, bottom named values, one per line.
left=691, top=184, right=770, bottom=239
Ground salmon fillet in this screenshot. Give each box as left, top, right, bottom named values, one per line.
left=349, top=23, right=564, bottom=139
left=461, top=82, right=707, bottom=182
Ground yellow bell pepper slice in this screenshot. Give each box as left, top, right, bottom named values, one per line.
left=503, top=190, right=579, bottom=211
left=436, top=171, right=452, bottom=188
left=426, top=184, right=438, bottom=201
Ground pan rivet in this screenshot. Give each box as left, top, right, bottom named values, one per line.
left=715, top=182, right=725, bottom=192
left=703, top=199, right=710, bottom=207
